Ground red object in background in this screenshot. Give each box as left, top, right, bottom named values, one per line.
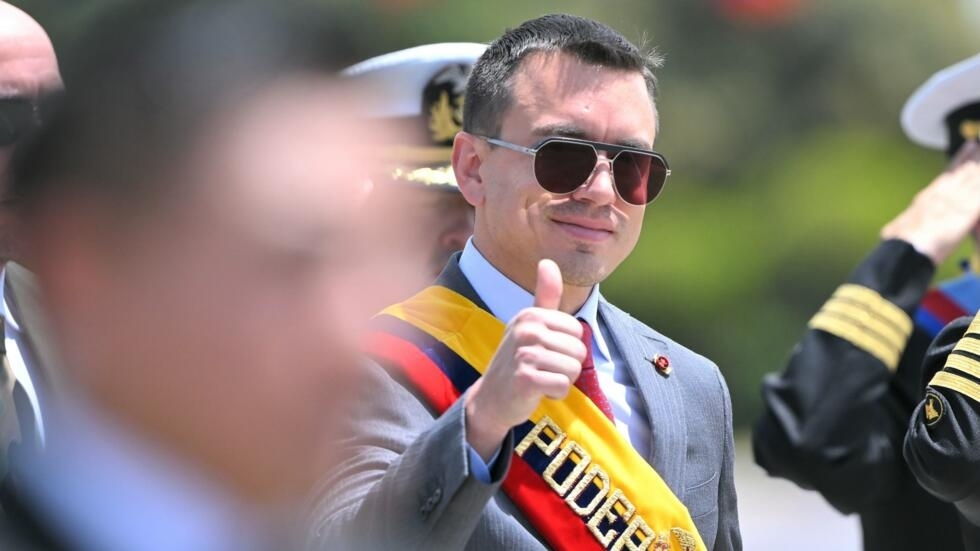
left=715, top=0, right=803, bottom=25
left=372, top=0, right=438, bottom=11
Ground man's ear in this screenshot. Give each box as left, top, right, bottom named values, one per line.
left=452, top=131, right=486, bottom=207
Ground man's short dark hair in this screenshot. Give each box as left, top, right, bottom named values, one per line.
left=10, top=0, right=362, bottom=224
left=463, top=13, right=664, bottom=137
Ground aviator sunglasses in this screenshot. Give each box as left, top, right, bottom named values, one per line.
left=476, top=135, right=671, bottom=205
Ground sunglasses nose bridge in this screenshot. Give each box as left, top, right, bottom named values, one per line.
left=574, top=147, right=618, bottom=201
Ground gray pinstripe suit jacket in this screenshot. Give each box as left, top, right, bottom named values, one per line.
left=308, top=256, right=741, bottom=550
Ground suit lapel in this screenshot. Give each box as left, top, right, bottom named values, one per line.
left=598, top=300, right=688, bottom=496
left=433, top=253, right=491, bottom=312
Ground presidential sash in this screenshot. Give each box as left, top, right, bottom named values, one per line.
left=365, top=285, right=706, bottom=551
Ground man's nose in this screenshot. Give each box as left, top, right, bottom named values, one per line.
left=571, top=155, right=617, bottom=205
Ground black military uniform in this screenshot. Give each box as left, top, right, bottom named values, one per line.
left=755, top=51, right=980, bottom=550
left=904, top=313, right=980, bottom=549
left=754, top=239, right=967, bottom=550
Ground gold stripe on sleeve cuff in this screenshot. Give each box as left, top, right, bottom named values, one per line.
left=832, top=284, right=914, bottom=338
left=809, top=312, right=902, bottom=370
left=805, top=284, right=914, bottom=372
left=819, top=298, right=907, bottom=351
left=930, top=371, right=980, bottom=404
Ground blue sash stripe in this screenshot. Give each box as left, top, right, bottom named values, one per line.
left=370, top=314, right=481, bottom=392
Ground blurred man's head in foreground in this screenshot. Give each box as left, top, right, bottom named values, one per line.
left=11, top=0, right=383, bottom=505
left=0, top=0, right=60, bottom=262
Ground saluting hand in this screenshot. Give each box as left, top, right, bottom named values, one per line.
left=464, top=259, right=586, bottom=461
left=882, top=140, right=980, bottom=265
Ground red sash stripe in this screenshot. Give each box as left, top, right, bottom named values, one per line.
left=365, top=320, right=607, bottom=550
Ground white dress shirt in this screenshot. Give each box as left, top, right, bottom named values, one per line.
left=458, top=239, right=651, bottom=457
left=1, top=267, right=46, bottom=445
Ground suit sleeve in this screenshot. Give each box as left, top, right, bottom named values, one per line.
left=714, top=366, right=742, bottom=551
left=904, top=314, right=980, bottom=527
left=753, top=239, right=935, bottom=513
left=306, top=361, right=513, bottom=550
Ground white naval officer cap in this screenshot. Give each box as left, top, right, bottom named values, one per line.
left=343, top=42, right=488, bottom=189
left=901, top=52, right=980, bottom=157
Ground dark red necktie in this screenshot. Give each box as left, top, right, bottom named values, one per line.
left=576, top=319, right=615, bottom=421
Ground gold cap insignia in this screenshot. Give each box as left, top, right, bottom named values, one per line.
left=422, top=64, right=470, bottom=147
left=924, top=390, right=945, bottom=427
left=960, top=120, right=980, bottom=142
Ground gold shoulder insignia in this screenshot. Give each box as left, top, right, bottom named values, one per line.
left=924, top=390, right=944, bottom=427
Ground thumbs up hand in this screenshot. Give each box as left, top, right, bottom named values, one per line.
left=464, top=259, right=586, bottom=461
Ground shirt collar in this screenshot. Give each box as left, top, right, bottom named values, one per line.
left=0, top=266, right=18, bottom=332
left=457, top=238, right=611, bottom=361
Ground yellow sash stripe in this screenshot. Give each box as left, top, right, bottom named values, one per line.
left=381, top=286, right=706, bottom=551
left=930, top=371, right=980, bottom=404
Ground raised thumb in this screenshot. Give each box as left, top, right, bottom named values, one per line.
left=533, top=258, right=563, bottom=310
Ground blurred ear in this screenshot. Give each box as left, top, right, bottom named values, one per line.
left=452, top=131, right=486, bottom=207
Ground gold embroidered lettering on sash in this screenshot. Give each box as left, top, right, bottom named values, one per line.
left=587, top=490, right=637, bottom=546
left=566, top=464, right=610, bottom=515
left=516, top=416, right=694, bottom=549
left=612, top=515, right=655, bottom=551
left=515, top=416, right=564, bottom=456
left=544, top=441, right=591, bottom=495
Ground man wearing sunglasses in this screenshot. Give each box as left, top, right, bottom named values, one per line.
left=754, top=53, right=980, bottom=551
left=0, top=0, right=61, bottom=510
left=310, top=14, right=741, bottom=551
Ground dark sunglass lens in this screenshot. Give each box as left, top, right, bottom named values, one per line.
left=534, top=140, right=597, bottom=194
left=614, top=152, right=667, bottom=205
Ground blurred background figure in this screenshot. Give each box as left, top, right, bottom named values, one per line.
left=0, top=0, right=62, bottom=494
left=754, top=54, right=980, bottom=551
left=0, top=1, right=391, bottom=549
left=343, top=43, right=485, bottom=309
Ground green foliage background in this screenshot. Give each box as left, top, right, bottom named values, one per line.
left=14, top=0, right=980, bottom=426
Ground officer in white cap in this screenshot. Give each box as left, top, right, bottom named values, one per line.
left=344, top=43, right=486, bottom=305
left=902, top=53, right=980, bottom=550
left=755, top=54, right=980, bottom=551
